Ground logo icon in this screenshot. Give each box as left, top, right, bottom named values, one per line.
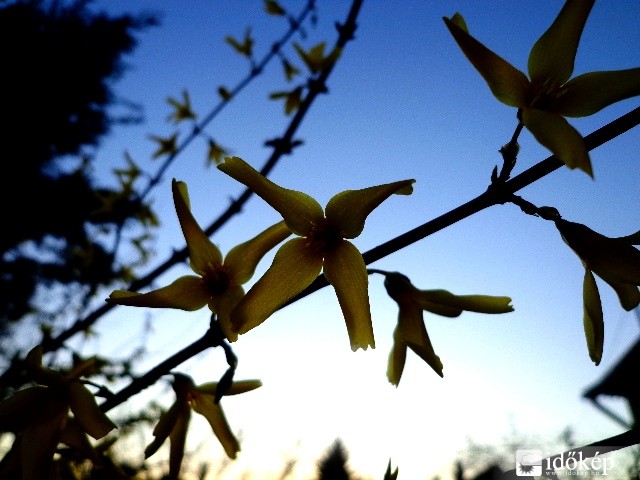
left=516, top=449, right=542, bottom=476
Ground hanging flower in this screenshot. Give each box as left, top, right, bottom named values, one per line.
left=373, top=270, right=513, bottom=385
left=555, top=218, right=640, bottom=364
left=145, top=373, right=261, bottom=477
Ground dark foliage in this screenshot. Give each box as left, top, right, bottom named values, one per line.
left=0, top=0, right=157, bottom=332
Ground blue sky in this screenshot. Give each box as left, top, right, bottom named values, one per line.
left=76, top=1, right=640, bottom=478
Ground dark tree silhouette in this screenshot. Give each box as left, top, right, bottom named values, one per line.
left=317, top=438, right=352, bottom=480
left=0, top=0, right=157, bottom=333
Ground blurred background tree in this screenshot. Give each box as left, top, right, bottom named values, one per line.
left=0, top=0, right=157, bottom=350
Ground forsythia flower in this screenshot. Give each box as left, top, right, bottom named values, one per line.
left=145, top=373, right=261, bottom=477
left=107, top=179, right=291, bottom=336
left=0, top=346, right=116, bottom=480
left=167, top=89, right=196, bottom=123
left=149, top=133, right=178, bottom=159
left=554, top=218, right=640, bottom=365
left=374, top=270, right=513, bottom=385
left=444, top=0, right=640, bottom=177
left=217, top=156, right=415, bottom=351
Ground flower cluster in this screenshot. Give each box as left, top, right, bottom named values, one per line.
left=0, top=346, right=116, bottom=480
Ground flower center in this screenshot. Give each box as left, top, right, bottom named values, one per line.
left=203, top=266, right=231, bottom=295
left=527, top=78, right=562, bottom=111
left=308, top=220, right=343, bottom=254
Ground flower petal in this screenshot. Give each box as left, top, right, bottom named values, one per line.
left=396, top=300, right=443, bottom=377
left=606, top=281, right=640, bottom=312
left=323, top=240, right=375, bottom=351
left=443, top=15, right=529, bottom=107
left=68, top=383, right=117, bottom=439
left=387, top=327, right=407, bottom=386
left=107, top=276, right=209, bottom=311
left=172, top=179, right=223, bottom=275
left=522, top=108, right=592, bottom=176
left=218, top=157, right=324, bottom=236
left=555, top=69, right=640, bottom=117
left=417, top=289, right=514, bottom=315
left=197, top=380, right=262, bottom=396
left=325, top=180, right=415, bottom=239
left=0, top=386, right=49, bottom=432
left=145, top=401, right=181, bottom=458
left=211, top=285, right=245, bottom=338
left=583, top=268, right=604, bottom=365
left=227, top=238, right=323, bottom=340
left=527, top=0, right=595, bottom=85
left=168, top=405, right=190, bottom=479
left=21, top=408, right=68, bottom=480
left=59, top=418, right=100, bottom=463
left=224, top=221, right=292, bottom=284
left=191, top=392, right=240, bottom=459
left=556, top=220, right=640, bottom=285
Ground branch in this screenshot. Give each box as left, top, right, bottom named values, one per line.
left=284, top=106, right=640, bottom=305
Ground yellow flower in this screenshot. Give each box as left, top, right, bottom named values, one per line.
left=167, top=89, right=197, bottom=123
left=107, top=179, right=291, bottom=335
left=373, top=271, right=513, bottom=385
left=145, top=373, right=261, bottom=477
left=217, top=156, right=415, bottom=350
left=0, top=346, right=116, bottom=480
left=149, top=133, right=178, bottom=159
left=293, top=42, right=341, bottom=74
left=444, top=0, right=640, bottom=176
left=554, top=218, right=640, bottom=365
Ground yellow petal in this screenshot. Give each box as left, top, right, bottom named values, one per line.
left=68, top=382, right=117, bottom=439
left=21, top=408, right=67, bottom=480
left=0, top=386, right=49, bottom=432
left=197, top=380, right=262, bottom=396
left=228, top=238, right=323, bottom=340
left=325, top=180, right=415, bottom=239
left=527, top=0, right=595, bottom=85
left=211, top=285, right=246, bottom=339
left=25, top=346, right=66, bottom=387
left=191, top=392, right=240, bottom=459
left=145, top=401, right=182, bottom=458
left=583, top=269, right=604, bottom=365
left=521, top=108, right=592, bottom=176
left=107, top=276, right=209, bottom=311
left=323, top=240, right=375, bottom=351
left=224, top=221, right=292, bottom=284
left=218, top=157, right=324, bottom=236
left=168, top=406, right=190, bottom=479
left=417, top=289, right=514, bottom=315
left=387, top=327, right=407, bottom=386
left=556, top=220, right=640, bottom=285
left=59, top=418, right=100, bottom=463
left=555, top=69, right=640, bottom=117
left=443, top=16, right=529, bottom=107
left=172, top=179, right=223, bottom=275
left=396, top=300, right=443, bottom=377
left=606, top=281, right=640, bottom=312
